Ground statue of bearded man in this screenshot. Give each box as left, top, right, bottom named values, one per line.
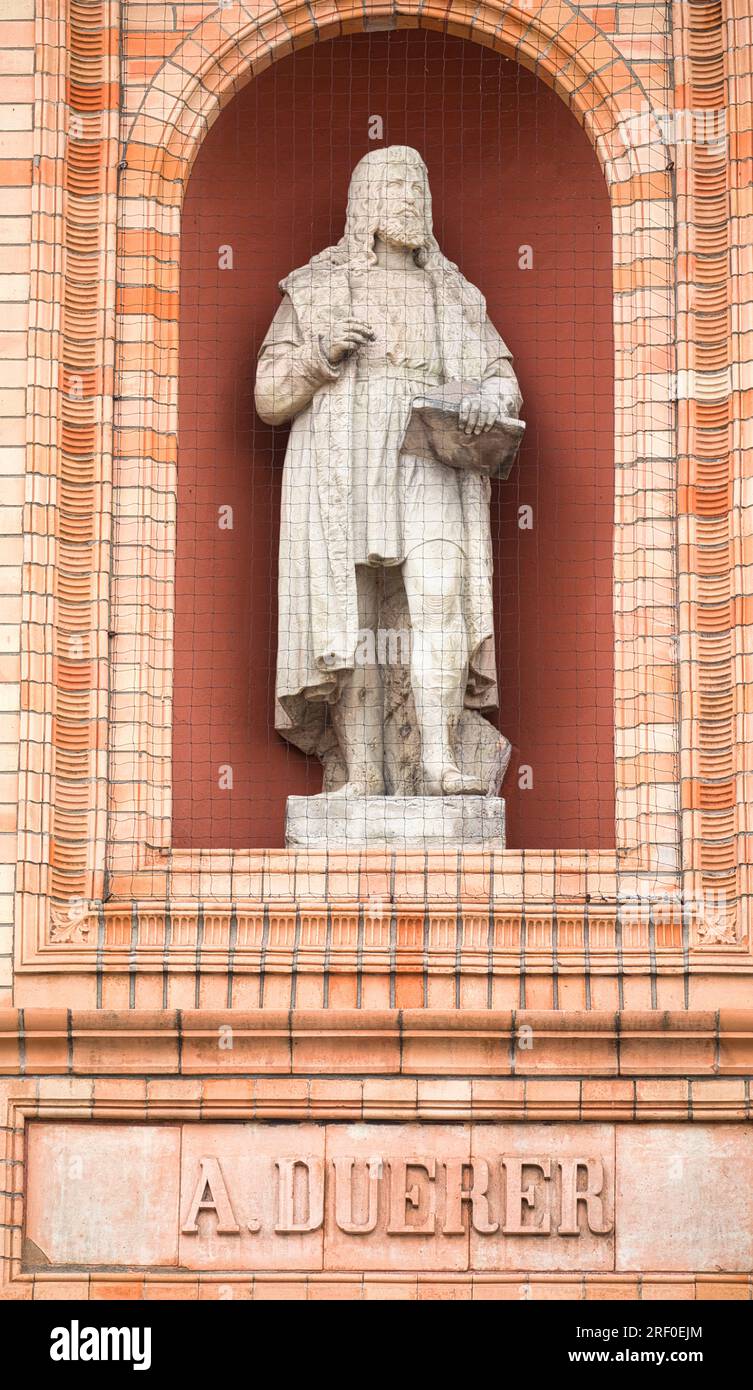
left=255, top=146, right=522, bottom=801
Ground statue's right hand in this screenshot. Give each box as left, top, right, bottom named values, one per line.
left=320, top=318, right=375, bottom=366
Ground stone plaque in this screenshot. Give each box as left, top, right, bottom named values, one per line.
left=22, top=1121, right=753, bottom=1274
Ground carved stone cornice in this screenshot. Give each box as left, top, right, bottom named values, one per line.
left=2, top=1007, right=752, bottom=1083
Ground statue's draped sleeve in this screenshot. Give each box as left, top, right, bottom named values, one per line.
left=481, top=319, right=523, bottom=416
left=254, top=293, right=342, bottom=426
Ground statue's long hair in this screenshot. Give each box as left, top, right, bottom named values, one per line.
left=281, top=145, right=485, bottom=379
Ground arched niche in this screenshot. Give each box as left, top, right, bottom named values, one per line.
left=172, top=28, right=615, bottom=849
left=110, top=1, right=676, bottom=876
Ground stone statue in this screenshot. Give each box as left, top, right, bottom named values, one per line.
left=255, top=146, right=523, bottom=845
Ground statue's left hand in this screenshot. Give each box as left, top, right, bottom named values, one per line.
left=458, top=392, right=498, bottom=436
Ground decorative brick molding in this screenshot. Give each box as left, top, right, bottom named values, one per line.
left=18, top=0, right=120, bottom=947
left=673, top=0, right=739, bottom=945
left=2, top=1006, right=753, bottom=1079
left=3, top=1269, right=749, bottom=1300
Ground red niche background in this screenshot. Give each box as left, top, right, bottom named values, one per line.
left=175, top=30, right=615, bottom=850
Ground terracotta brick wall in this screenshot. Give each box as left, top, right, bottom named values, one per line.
left=3, top=0, right=753, bottom=1305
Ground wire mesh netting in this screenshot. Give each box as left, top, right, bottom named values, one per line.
left=173, top=29, right=620, bottom=854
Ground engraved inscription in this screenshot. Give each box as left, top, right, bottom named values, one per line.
left=179, top=1149, right=613, bottom=1239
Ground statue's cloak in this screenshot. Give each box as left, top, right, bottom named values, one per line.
left=272, top=246, right=516, bottom=779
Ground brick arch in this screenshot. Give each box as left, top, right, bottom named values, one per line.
left=121, top=1, right=664, bottom=198
left=110, top=0, right=678, bottom=925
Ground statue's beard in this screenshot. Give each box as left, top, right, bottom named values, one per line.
left=375, top=209, right=427, bottom=251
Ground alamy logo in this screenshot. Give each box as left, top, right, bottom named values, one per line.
left=50, top=1320, right=152, bottom=1372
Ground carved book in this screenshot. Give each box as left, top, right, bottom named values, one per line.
left=400, top=383, right=525, bottom=480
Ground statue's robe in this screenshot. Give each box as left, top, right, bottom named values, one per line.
left=254, top=251, right=522, bottom=777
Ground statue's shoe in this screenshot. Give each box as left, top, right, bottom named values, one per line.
left=329, top=775, right=385, bottom=798
left=422, top=762, right=486, bottom=796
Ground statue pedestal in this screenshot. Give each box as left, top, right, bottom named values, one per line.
left=284, top=794, right=506, bottom=849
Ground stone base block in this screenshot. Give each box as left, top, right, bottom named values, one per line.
left=284, top=793, right=506, bottom=848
